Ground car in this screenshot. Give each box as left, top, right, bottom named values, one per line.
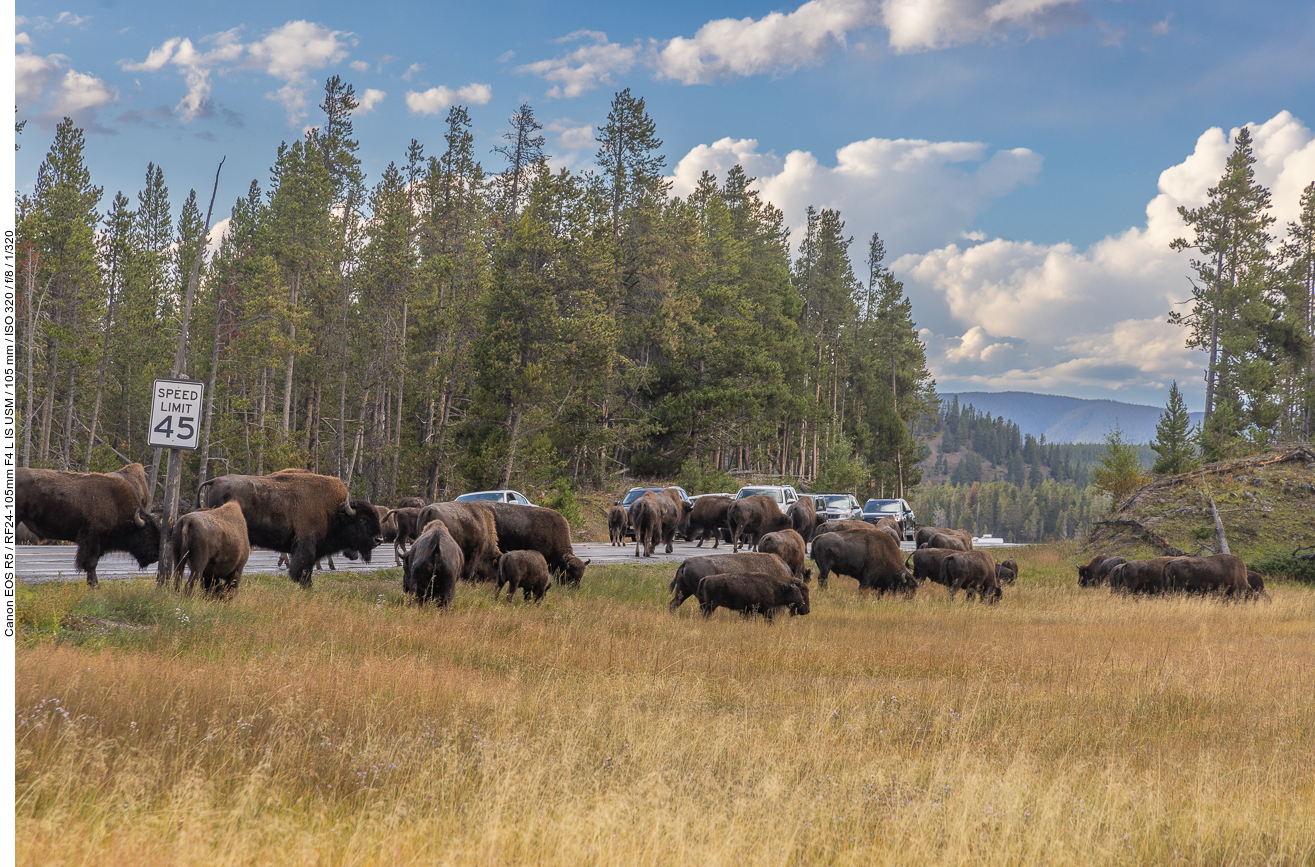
left=733, top=484, right=801, bottom=515
left=813, top=493, right=863, bottom=523
left=619, top=486, right=692, bottom=540
left=862, top=498, right=917, bottom=540
left=455, top=489, right=536, bottom=506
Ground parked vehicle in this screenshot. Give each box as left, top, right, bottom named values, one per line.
left=455, top=489, right=536, bottom=506
left=620, top=486, right=692, bottom=540
left=862, top=498, right=917, bottom=540
left=733, top=484, right=801, bottom=515
left=814, top=493, right=863, bottom=522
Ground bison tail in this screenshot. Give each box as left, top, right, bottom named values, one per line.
left=904, top=551, right=914, bottom=569
left=195, top=478, right=217, bottom=509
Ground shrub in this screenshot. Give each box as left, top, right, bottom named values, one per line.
left=540, top=479, right=584, bottom=528
left=1249, top=549, right=1315, bottom=585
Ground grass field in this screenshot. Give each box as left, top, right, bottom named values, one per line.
left=15, top=545, right=1315, bottom=866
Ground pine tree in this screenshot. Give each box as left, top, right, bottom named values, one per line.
left=494, top=102, right=545, bottom=224
left=1151, top=380, right=1200, bottom=474
left=1092, top=422, right=1145, bottom=502
left=1277, top=182, right=1315, bottom=439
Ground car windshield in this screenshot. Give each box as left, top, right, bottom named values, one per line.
left=737, top=487, right=784, bottom=503
left=456, top=492, right=502, bottom=502
left=863, top=499, right=902, bottom=514
left=821, top=495, right=852, bottom=508
left=621, top=489, right=655, bottom=506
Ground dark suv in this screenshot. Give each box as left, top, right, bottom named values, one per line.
left=862, top=498, right=917, bottom=540
left=620, top=486, right=692, bottom=540
left=814, top=493, right=863, bottom=522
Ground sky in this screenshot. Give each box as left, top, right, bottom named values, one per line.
left=13, top=0, right=1315, bottom=410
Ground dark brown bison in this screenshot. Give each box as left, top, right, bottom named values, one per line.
left=198, top=471, right=383, bottom=588
left=16, top=522, right=44, bottom=544
left=484, top=502, right=589, bottom=585
left=907, top=547, right=958, bottom=585
left=109, top=462, right=151, bottom=508
left=996, top=557, right=1019, bottom=586
left=696, top=572, right=810, bottom=621
left=728, top=495, right=792, bottom=553
left=397, top=496, right=428, bottom=509
left=812, top=529, right=916, bottom=594
left=813, top=519, right=882, bottom=539
left=939, top=551, right=1001, bottom=603
left=1245, top=570, right=1270, bottom=602
left=1087, top=556, right=1128, bottom=588
left=16, top=467, right=162, bottom=587
left=416, top=502, right=502, bottom=583
left=403, top=521, right=464, bottom=608
left=382, top=507, right=424, bottom=565
left=1109, top=557, right=1179, bottom=595
left=496, top=549, right=552, bottom=603
left=608, top=501, right=628, bottom=546
left=916, top=526, right=972, bottom=550
left=630, top=493, right=664, bottom=558
left=922, top=532, right=971, bottom=552
left=687, top=495, right=733, bottom=548
left=651, top=487, right=692, bottom=553
left=790, top=497, right=825, bottom=543
left=1165, top=554, right=1251, bottom=597
left=170, top=501, right=250, bottom=596
left=758, top=529, right=811, bottom=582
left=669, top=552, right=794, bottom=612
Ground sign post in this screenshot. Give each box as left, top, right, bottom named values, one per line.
left=148, top=379, right=205, bottom=452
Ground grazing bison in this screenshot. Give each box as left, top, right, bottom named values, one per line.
left=403, top=521, right=464, bottom=608
left=484, top=502, right=589, bottom=585
left=109, top=462, right=151, bottom=508
left=728, top=495, right=792, bottom=553
left=922, top=532, right=971, bottom=552
left=669, top=552, right=794, bottom=612
left=790, top=497, right=825, bottom=544
left=397, top=496, right=428, bottom=509
left=873, top=517, right=903, bottom=544
left=608, top=501, right=628, bottom=546
left=496, top=549, right=552, bottom=603
left=696, top=572, right=810, bottom=621
left=758, top=529, right=811, bottom=582
left=16, top=522, right=44, bottom=544
left=16, top=467, right=162, bottom=587
left=416, top=502, right=502, bottom=583
left=907, top=547, right=958, bottom=585
left=170, top=501, right=250, bottom=596
left=1110, top=557, right=1179, bottom=595
left=382, top=507, right=424, bottom=565
left=1078, top=554, right=1127, bottom=587
left=916, top=526, right=972, bottom=550
left=1246, top=570, right=1270, bottom=602
left=1165, top=554, right=1251, bottom=597
left=939, top=551, right=1001, bottom=603
left=687, top=496, right=733, bottom=548
left=198, top=471, right=383, bottom=588
left=813, top=519, right=882, bottom=539
left=630, top=493, right=664, bottom=558
left=996, top=557, right=1019, bottom=586
left=812, top=529, right=916, bottom=594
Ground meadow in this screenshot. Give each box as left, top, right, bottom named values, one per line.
left=15, top=545, right=1315, bottom=866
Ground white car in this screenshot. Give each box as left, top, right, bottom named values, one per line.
left=455, top=489, right=535, bottom=506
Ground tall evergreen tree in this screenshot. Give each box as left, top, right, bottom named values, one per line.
left=1092, top=422, right=1145, bottom=502
left=1151, top=380, right=1200, bottom=474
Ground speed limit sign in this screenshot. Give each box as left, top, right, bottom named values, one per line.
left=148, top=378, right=205, bottom=450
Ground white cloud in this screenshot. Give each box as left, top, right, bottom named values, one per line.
left=656, top=0, right=877, bottom=84
left=16, top=32, right=32, bottom=45
left=880, top=0, right=1087, bottom=52
left=349, top=59, right=370, bottom=73
left=896, top=110, right=1315, bottom=403
left=401, top=62, right=423, bottom=81
left=670, top=134, right=1042, bottom=254
left=516, top=31, right=641, bottom=98
left=16, top=50, right=117, bottom=127
left=16, top=51, right=65, bottom=103
left=51, top=70, right=117, bottom=114
left=548, top=120, right=596, bottom=151
left=356, top=88, right=386, bottom=113
left=404, top=83, right=492, bottom=115
left=54, top=11, right=88, bottom=26
left=121, top=20, right=352, bottom=124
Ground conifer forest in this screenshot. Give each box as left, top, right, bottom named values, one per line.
left=15, top=79, right=1315, bottom=541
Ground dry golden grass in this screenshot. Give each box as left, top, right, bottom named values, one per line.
left=16, top=544, right=1315, bottom=866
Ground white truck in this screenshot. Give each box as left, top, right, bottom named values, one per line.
left=733, top=484, right=803, bottom=516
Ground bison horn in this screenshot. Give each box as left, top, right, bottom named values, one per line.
left=133, top=508, right=146, bottom=527
left=343, top=500, right=357, bottom=517
left=584, top=558, right=592, bottom=565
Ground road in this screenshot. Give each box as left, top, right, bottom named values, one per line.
left=17, top=536, right=1018, bottom=584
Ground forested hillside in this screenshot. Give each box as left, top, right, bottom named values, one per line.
left=940, top=391, right=1205, bottom=444
left=15, top=81, right=934, bottom=505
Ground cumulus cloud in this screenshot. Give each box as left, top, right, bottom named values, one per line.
left=880, top=0, right=1087, bottom=52
left=349, top=59, right=370, bottom=73
left=896, top=110, right=1315, bottom=403
left=404, top=83, right=492, bottom=115
left=16, top=50, right=117, bottom=129
left=516, top=30, right=642, bottom=98
left=669, top=134, right=1042, bottom=254
left=356, top=88, right=386, bottom=113
left=120, top=20, right=352, bottom=124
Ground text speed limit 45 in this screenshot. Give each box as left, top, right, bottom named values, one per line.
left=148, top=378, right=205, bottom=450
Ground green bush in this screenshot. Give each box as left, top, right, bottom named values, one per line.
left=1249, top=550, right=1315, bottom=585
left=540, top=479, right=584, bottom=528
left=676, top=460, right=739, bottom=496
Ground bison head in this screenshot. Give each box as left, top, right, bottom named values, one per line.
left=562, top=556, right=589, bottom=586
left=336, top=500, right=383, bottom=562
left=787, top=580, right=810, bottom=616
left=117, top=508, right=163, bottom=568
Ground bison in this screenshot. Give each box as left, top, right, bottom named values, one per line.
left=16, top=522, right=44, bottom=545
left=496, top=549, right=552, bottom=603
left=922, top=532, right=971, bottom=552
left=758, top=529, right=811, bottom=582
left=109, top=462, right=151, bottom=508
left=170, top=500, right=250, bottom=596
left=790, top=497, right=825, bottom=544
left=686, top=495, right=732, bottom=548
left=397, top=496, right=428, bottom=509
left=669, top=552, right=794, bottom=612
left=484, top=502, right=589, bottom=585
left=197, top=471, right=382, bottom=588
left=403, top=521, right=464, bottom=608
left=939, top=551, right=1001, bottom=603
left=382, top=507, right=424, bottom=565
left=907, top=547, right=958, bottom=585
left=416, top=501, right=502, bottom=583
left=1165, top=554, right=1252, bottom=598
left=813, top=519, right=883, bottom=539
left=916, top=526, right=972, bottom=550
left=812, top=529, right=916, bottom=595
left=608, top=501, right=628, bottom=546
left=630, top=493, right=664, bottom=558
left=16, top=467, right=161, bottom=587
left=728, top=495, right=792, bottom=553
left=695, top=572, right=810, bottom=621
left=651, top=488, right=692, bottom=553
left=996, top=557, right=1019, bottom=586
left=1109, top=557, right=1179, bottom=595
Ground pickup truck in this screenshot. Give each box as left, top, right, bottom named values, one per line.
left=733, top=484, right=802, bottom=516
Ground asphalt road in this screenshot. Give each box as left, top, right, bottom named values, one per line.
left=17, top=538, right=1017, bottom=584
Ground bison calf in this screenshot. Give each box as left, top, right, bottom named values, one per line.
left=696, top=572, right=810, bottom=621
left=608, top=502, right=628, bottom=546
left=496, top=549, right=552, bottom=603
left=172, top=501, right=251, bottom=597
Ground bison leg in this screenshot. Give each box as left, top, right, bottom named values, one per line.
left=74, top=535, right=102, bottom=589
left=288, top=545, right=317, bottom=589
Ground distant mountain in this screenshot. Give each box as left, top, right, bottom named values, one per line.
left=941, top=391, right=1205, bottom=444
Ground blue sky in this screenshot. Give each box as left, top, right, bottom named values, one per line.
left=14, top=0, right=1315, bottom=409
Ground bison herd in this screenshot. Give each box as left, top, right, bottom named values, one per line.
left=1076, top=552, right=1268, bottom=600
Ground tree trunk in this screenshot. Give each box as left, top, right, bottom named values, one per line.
left=39, top=341, right=58, bottom=465
left=391, top=296, right=408, bottom=496
left=1203, top=245, right=1226, bottom=422
left=60, top=360, right=78, bottom=469
left=283, top=268, right=300, bottom=435
left=196, top=316, right=223, bottom=490
left=502, top=406, right=522, bottom=488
